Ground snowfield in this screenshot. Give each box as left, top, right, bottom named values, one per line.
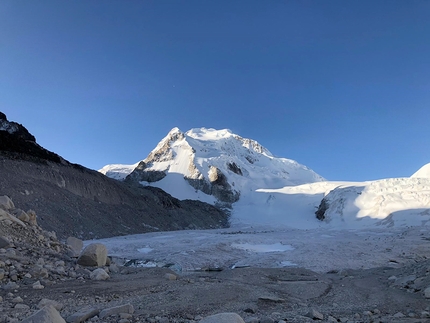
left=98, top=163, right=139, bottom=181
left=96, top=128, right=430, bottom=274
left=89, top=224, right=430, bottom=274
left=89, top=175, right=430, bottom=274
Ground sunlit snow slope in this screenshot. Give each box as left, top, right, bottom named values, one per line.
left=314, top=176, right=430, bottom=228
left=411, top=163, right=430, bottom=179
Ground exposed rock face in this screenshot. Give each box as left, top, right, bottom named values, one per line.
left=0, top=113, right=229, bottom=239
left=208, top=166, right=240, bottom=203
left=315, top=198, right=328, bottom=221
left=227, top=162, right=243, bottom=176
left=184, top=166, right=240, bottom=204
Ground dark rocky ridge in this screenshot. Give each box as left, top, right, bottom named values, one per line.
left=0, top=113, right=228, bottom=240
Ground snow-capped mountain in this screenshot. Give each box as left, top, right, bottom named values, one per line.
left=100, top=127, right=325, bottom=207
left=101, top=128, right=430, bottom=229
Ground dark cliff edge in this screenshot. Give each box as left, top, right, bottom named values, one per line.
left=0, top=113, right=229, bottom=240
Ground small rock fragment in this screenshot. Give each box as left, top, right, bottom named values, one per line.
left=90, top=268, right=110, bottom=281
left=165, top=273, right=177, bottom=280
left=12, top=296, right=23, bottom=303
left=14, top=303, right=30, bottom=310
left=33, top=280, right=45, bottom=289
left=305, top=309, right=324, bottom=320
left=66, top=307, right=99, bottom=323
left=99, top=304, right=134, bottom=319
left=3, top=281, right=19, bottom=290
left=199, top=313, right=245, bottom=323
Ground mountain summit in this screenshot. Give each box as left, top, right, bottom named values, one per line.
left=100, top=127, right=325, bottom=207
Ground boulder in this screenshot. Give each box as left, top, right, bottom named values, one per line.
left=199, top=313, right=245, bottom=323
left=90, top=268, right=110, bottom=280
left=66, top=237, right=83, bottom=257
left=0, top=195, right=14, bottom=210
left=21, top=304, right=66, bottom=323
left=77, top=243, right=107, bottom=267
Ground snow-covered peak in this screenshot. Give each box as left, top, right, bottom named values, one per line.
left=101, top=127, right=325, bottom=206
left=411, top=163, right=430, bottom=178
left=186, top=127, right=234, bottom=140
left=100, top=127, right=430, bottom=230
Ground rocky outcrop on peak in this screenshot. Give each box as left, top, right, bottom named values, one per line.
left=0, top=113, right=229, bottom=240
left=125, top=161, right=167, bottom=183
left=0, top=113, right=35, bottom=142
left=184, top=166, right=240, bottom=205
left=208, top=166, right=240, bottom=203
left=0, top=113, right=66, bottom=165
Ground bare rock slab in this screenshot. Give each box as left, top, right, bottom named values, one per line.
left=21, top=305, right=66, bottom=323
left=77, top=243, right=107, bottom=267
left=199, top=313, right=245, bottom=323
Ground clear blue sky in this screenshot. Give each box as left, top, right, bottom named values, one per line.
left=1, top=1, right=430, bottom=181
